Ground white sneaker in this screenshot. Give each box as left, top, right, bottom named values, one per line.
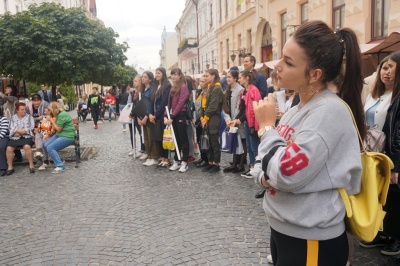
left=143, top=159, right=157, bottom=166
left=123, top=129, right=127, bottom=132
left=267, top=254, right=273, bottom=264
left=128, top=150, right=134, bottom=156
left=139, top=154, right=148, bottom=160
left=34, top=151, right=43, bottom=159
left=169, top=162, right=180, bottom=171
left=179, top=162, right=188, bottom=173
left=38, top=163, right=48, bottom=171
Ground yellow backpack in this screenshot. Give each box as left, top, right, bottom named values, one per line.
left=338, top=100, right=394, bottom=242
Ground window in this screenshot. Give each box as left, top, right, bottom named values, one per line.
left=226, top=39, right=230, bottom=69
left=281, top=13, right=287, bottom=50
left=333, top=0, right=345, bottom=30
left=209, top=4, right=213, bottom=28
left=226, top=0, right=228, bottom=16
left=301, top=2, right=309, bottom=24
left=219, top=0, right=222, bottom=21
left=372, top=0, right=391, bottom=39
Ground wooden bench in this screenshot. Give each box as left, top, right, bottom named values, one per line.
left=16, top=117, right=81, bottom=168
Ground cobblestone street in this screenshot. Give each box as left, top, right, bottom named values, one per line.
left=0, top=116, right=393, bottom=265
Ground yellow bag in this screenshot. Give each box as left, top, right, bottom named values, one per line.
left=338, top=100, right=394, bottom=242
left=162, top=125, right=175, bottom=150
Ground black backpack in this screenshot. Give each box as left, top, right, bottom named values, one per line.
left=185, top=99, right=196, bottom=120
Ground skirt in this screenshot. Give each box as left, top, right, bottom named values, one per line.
left=7, top=137, right=34, bottom=147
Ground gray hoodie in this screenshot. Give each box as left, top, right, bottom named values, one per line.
left=251, top=89, right=362, bottom=240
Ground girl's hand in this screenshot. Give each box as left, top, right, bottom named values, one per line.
left=253, top=94, right=277, bottom=128
left=201, top=120, right=207, bottom=128
left=165, top=119, right=173, bottom=126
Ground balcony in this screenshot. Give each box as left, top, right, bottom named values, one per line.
left=178, top=38, right=198, bottom=55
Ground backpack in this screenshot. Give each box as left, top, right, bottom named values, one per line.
left=338, top=100, right=394, bottom=242
left=185, top=99, right=196, bottom=120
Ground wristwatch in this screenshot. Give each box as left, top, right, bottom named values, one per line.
left=258, top=125, right=275, bottom=138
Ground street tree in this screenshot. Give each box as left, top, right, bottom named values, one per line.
left=112, top=64, right=138, bottom=87
left=0, top=2, right=128, bottom=100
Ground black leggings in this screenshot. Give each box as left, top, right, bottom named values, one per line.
left=90, top=107, right=100, bottom=125
left=270, top=227, right=348, bottom=266
left=172, top=113, right=189, bottom=162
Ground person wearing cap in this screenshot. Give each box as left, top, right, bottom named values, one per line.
left=26, top=93, right=49, bottom=158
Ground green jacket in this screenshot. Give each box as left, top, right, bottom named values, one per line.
left=202, top=85, right=223, bottom=134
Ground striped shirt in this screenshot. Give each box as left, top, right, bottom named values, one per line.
left=0, top=117, right=9, bottom=139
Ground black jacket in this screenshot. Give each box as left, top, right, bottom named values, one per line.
left=383, top=96, right=400, bottom=173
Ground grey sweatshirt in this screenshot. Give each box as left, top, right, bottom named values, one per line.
left=251, top=89, right=362, bottom=240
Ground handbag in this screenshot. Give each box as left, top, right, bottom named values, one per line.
left=221, top=128, right=238, bottom=154
left=364, top=124, right=386, bottom=153
left=118, top=103, right=132, bottom=124
left=162, top=125, right=175, bottom=150
left=131, top=98, right=150, bottom=120
left=338, top=99, right=394, bottom=242
left=200, top=127, right=210, bottom=153
left=185, top=99, right=196, bottom=120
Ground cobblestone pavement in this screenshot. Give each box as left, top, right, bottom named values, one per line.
left=0, top=115, right=395, bottom=265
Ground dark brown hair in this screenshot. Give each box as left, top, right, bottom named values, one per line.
left=222, top=70, right=239, bottom=114
left=293, top=20, right=366, bottom=140
left=205, top=69, right=221, bottom=89
left=170, top=68, right=186, bottom=96
left=152, top=67, right=169, bottom=100
left=240, top=69, right=256, bottom=86
left=389, top=51, right=400, bottom=103
left=370, top=56, right=390, bottom=99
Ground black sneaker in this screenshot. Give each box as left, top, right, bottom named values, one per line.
left=209, top=165, right=220, bottom=173
left=196, top=161, right=208, bottom=168
left=241, top=170, right=252, bottom=178
left=202, top=164, right=213, bottom=172
left=381, top=240, right=400, bottom=256
left=359, top=234, right=389, bottom=248
left=384, top=257, right=400, bottom=266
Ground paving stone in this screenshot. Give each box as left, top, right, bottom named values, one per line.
left=0, top=114, right=390, bottom=265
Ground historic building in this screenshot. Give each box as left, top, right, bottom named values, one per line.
left=175, top=0, right=219, bottom=76
left=159, top=26, right=178, bottom=75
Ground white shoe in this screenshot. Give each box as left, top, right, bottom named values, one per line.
left=179, top=162, right=188, bottom=173
left=267, top=254, right=273, bottom=264
left=143, top=159, right=157, bottom=166
left=38, top=163, right=48, bottom=171
left=123, top=129, right=127, bottom=132
left=34, top=151, right=43, bottom=159
left=128, top=150, right=134, bottom=156
left=194, top=148, right=200, bottom=155
left=139, top=154, right=148, bottom=160
left=169, top=162, right=180, bottom=171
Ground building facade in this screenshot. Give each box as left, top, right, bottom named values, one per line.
left=175, top=0, right=219, bottom=76
left=0, top=0, right=96, bottom=17
left=159, top=26, right=178, bottom=75
left=267, top=0, right=400, bottom=61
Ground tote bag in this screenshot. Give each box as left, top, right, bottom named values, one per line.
left=118, top=103, right=132, bottom=124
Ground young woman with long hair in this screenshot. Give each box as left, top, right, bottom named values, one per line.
left=235, top=69, right=262, bottom=178
left=252, top=20, right=364, bottom=265
left=149, top=67, right=171, bottom=167
left=184, top=75, right=196, bottom=163
left=200, top=69, right=223, bottom=173
left=164, top=68, right=190, bottom=173
left=129, top=75, right=146, bottom=157
left=139, top=71, right=158, bottom=165
left=222, top=70, right=246, bottom=173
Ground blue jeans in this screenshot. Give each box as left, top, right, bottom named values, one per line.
left=107, top=105, right=116, bottom=120
left=244, top=122, right=260, bottom=166
left=119, top=104, right=126, bottom=129
left=44, top=135, right=74, bottom=167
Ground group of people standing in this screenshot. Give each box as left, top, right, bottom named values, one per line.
left=0, top=84, right=76, bottom=176
left=124, top=53, right=270, bottom=177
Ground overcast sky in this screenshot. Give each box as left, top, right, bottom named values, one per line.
left=96, top=0, right=185, bottom=70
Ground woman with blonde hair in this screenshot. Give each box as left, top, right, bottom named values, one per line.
left=43, top=102, right=75, bottom=174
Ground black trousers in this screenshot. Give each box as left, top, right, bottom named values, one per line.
left=90, top=106, right=100, bottom=125
left=208, top=133, right=221, bottom=164
left=270, top=227, right=348, bottom=266
left=172, top=113, right=189, bottom=162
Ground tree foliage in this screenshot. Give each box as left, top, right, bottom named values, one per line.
left=0, top=2, right=128, bottom=87
left=112, top=64, right=138, bottom=87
